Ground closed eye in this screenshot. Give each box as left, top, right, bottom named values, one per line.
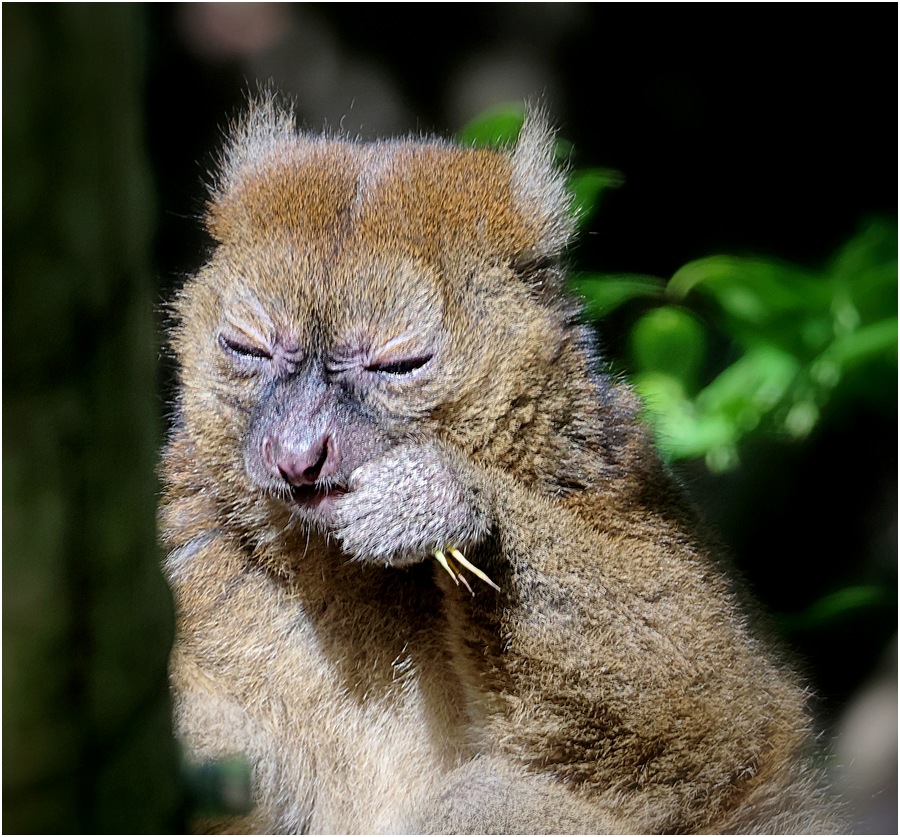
left=219, top=333, right=272, bottom=360
left=365, top=354, right=433, bottom=375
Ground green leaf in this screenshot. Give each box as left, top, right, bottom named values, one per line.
left=783, top=400, right=820, bottom=439
left=668, top=256, right=827, bottom=327
left=571, top=273, right=664, bottom=319
left=827, top=317, right=898, bottom=369
left=633, top=371, right=738, bottom=464
left=457, top=105, right=525, bottom=147
left=629, top=306, right=707, bottom=390
left=779, top=585, right=893, bottom=632
left=844, top=263, right=900, bottom=326
left=696, top=346, right=800, bottom=433
left=568, top=167, right=624, bottom=226
left=828, top=218, right=899, bottom=285
left=830, top=222, right=899, bottom=325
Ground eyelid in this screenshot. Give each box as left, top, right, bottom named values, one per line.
left=364, top=354, right=433, bottom=375
left=218, top=332, right=272, bottom=360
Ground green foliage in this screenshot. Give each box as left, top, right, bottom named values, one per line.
left=462, top=106, right=897, bottom=472
left=571, top=273, right=665, bottom=319
left=568, top=168, right=625, bottom=227
left=622, top=220, right=898, bottom=472
left=457, top=103, right=528, bottom=147
left=778, top=584, right=894, bottom=633
left=460, top=107, right=898, bottom=632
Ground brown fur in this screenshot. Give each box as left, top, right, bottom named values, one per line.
left=161, top=96, right=843, bottom=833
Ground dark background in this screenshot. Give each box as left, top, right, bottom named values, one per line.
left=5, top=4, right=896, bottom=832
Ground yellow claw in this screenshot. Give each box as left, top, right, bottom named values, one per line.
left=449, top=546, right=501, bottom=592
left=432, top=545, right=500, bottom=593
left=433, top=549, right=459, bottom=585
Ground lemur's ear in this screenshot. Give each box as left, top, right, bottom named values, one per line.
left=509, top=108, right=575, bottom=260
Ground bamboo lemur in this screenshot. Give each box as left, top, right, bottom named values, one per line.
left=160, top=97, right=843, bottom=833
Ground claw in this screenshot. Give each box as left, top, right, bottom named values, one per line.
left=449, top=546, right=501, bottom=592
left=431, top=545, right=500, bottom=593
left=456, top=571, right=475, bottom=596
left=433, top=549, right=459, bottom=585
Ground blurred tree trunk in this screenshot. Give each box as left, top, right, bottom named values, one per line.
left=3, top=5, right=182, bottom=831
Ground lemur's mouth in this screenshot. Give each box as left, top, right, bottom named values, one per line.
left=289, top=483, right=347, bottom=510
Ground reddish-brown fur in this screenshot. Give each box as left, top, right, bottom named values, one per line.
left=161, top=97, right=843, bottom=833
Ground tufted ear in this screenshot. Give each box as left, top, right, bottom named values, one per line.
left=203, top=92, right=341, bottom=244
left=509, top=109, right=576, bottom=260
left=209, top=92, right=300, bottom=201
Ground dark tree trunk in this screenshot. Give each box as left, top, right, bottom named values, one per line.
left=3, top=5, right=182, bottom=832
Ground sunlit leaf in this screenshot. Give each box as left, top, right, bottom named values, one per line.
left=633, top=372, right=737, bottom=463
left=828, top=218, right=899, bottom=285
left=668, top=256, right=827, bottom=327
left=571, top=273, right=664, bottom=318
left=695, top=346, right=800, bottom=432
left=457, top=104, right=525, bottom=147
left=827, top=317, right=898, bottom=369
left=704, top=444, right=740, bottom=473
left=629, top=306, right=706, bottom=390
left=844, top=262, right=900, bottom=325
left=783, top=400, right=820, bottom=439
left=568, top=167, right=624, bottom=226
left=779, top=585, right=893, bottom=632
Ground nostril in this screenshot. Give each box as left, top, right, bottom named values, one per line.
left=274, top=434, right=331, bottom=487
left=302, top=437, right=328, bottom=482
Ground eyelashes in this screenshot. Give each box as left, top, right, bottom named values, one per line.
left=218, top=333, right=273, bottom=360
left=364, top=354, right=433, bottom=376
left=218, top=331, right=433, bottom=379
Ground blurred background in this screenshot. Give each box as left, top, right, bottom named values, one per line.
left=4, top=4, right=896, bottom=833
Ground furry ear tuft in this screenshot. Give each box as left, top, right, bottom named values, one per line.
left=510, top=109, right=576, bottom=258
left=210, top=91, right=307, bottom=206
